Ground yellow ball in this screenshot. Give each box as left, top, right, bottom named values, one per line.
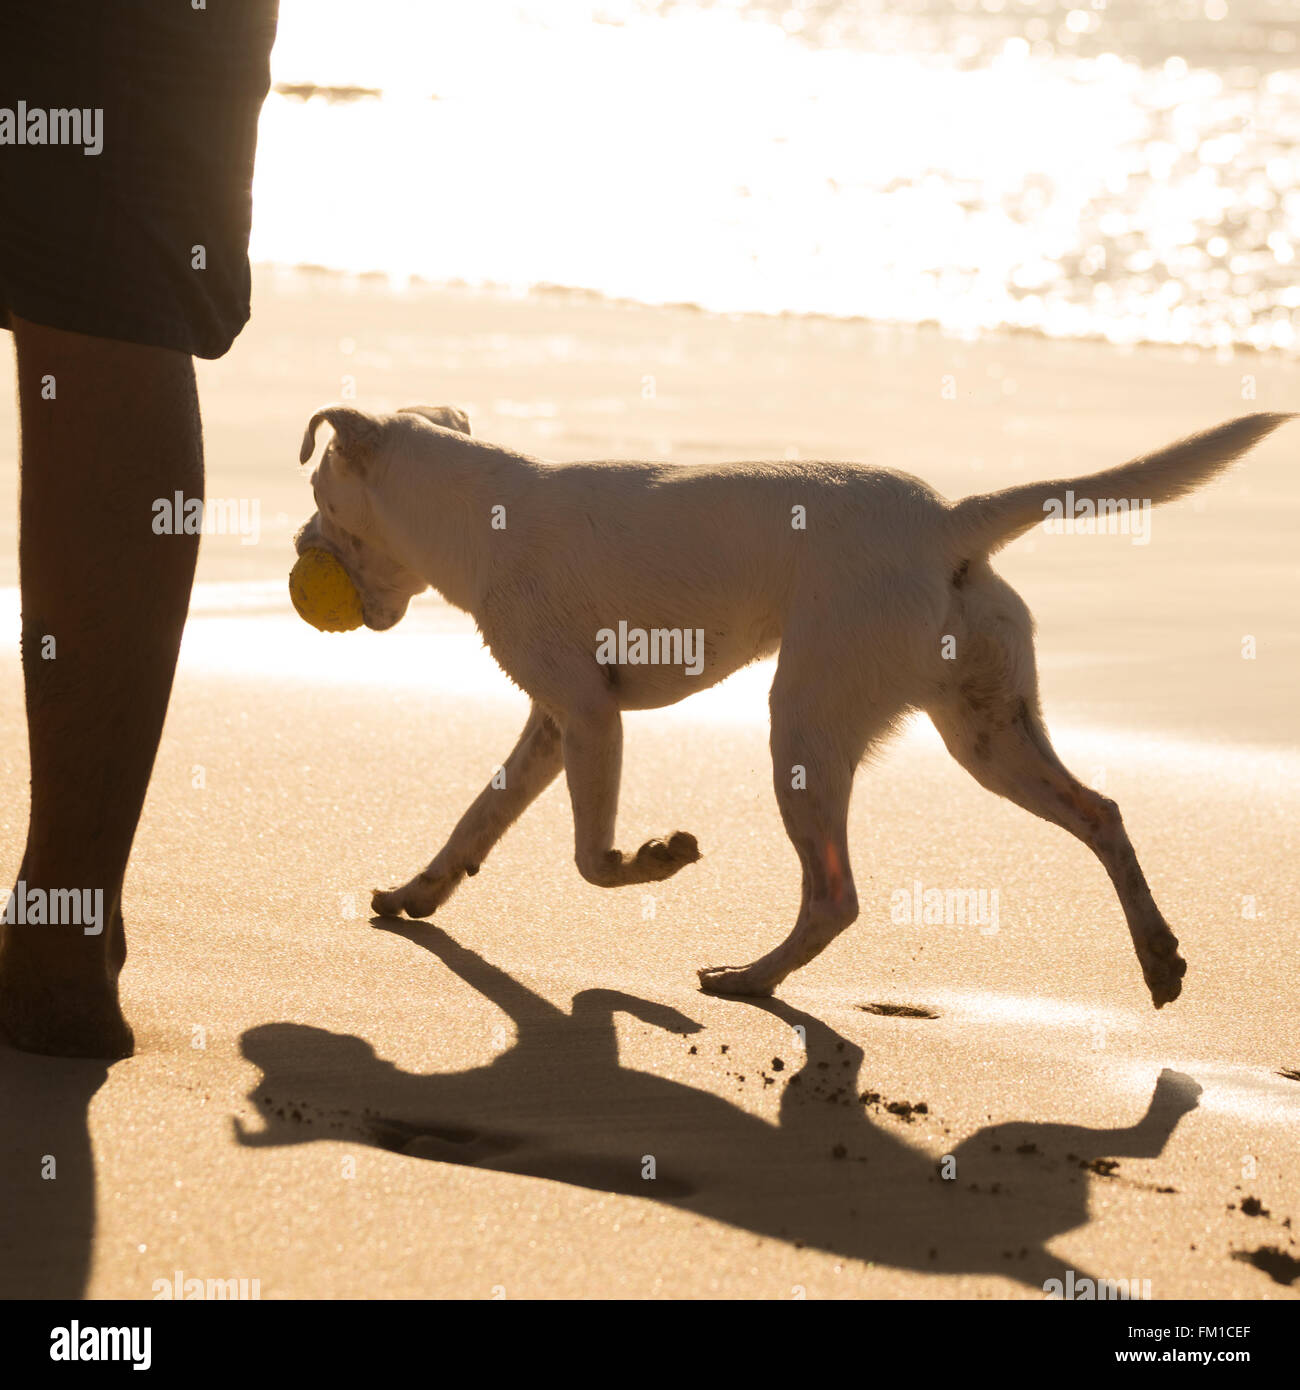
left=289, top=547, right=364, bottom=632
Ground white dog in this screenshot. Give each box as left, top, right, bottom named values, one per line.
left=296, top=405, right=1290, bottom=1008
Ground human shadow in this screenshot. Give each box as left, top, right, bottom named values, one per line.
left=0, top=1043, right=108, bottom=1297
left=236, top=921, right=1201, bottom=1292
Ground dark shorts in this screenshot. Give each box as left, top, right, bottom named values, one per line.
left=0, top=1, right=279, bottom=359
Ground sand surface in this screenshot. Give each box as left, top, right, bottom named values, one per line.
left=0, top=272, right=1297, bottom=1298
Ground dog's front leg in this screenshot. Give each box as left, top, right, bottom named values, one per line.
left=371, top=702, right=563, bottom=919
left=563, top=698, right=701, bottom=887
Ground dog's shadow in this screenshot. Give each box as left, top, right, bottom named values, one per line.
left=236, top=921, right=1201, bottom=1293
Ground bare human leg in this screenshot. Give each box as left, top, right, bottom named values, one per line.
left=0, top=316, right=202, bottom=1057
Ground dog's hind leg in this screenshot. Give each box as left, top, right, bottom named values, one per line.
left=371, top=701, right=564, bottom=918
left=698, top=656, right=897, bottom=997
left=928, top=572, right=1186, bottom=1008
left=562, top=696, right=701, bottom=888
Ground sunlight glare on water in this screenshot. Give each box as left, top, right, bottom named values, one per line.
left=251, top=0, right=1300, bottom=353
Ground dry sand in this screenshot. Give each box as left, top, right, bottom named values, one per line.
left=1, top=270, right=1297, bottom=1299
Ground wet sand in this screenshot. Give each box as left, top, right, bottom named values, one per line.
left=0, top=271, right=1296, bottom=1298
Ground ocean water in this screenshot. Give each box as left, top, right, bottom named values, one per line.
left=253, top=0, right=1300, bottom=352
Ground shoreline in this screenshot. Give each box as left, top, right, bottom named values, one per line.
left=253, top=259, right=1300, bottom=364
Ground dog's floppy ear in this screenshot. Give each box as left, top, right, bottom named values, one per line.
left=299, top=405, right=383, bottom=468
left=398, top=404, right=472, bottom=436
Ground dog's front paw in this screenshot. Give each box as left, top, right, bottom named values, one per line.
left=697, top=964, right=776, bottom=998
left=634, top=831, right=701, bottom=881
left=1139, top=931, right=1187, bottom=1009
left=371, top=866, right=468, bottom=920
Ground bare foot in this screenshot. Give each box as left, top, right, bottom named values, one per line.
left=0, top=980, right=134, bottom=1058
left=0, top=907, right=134, bottom=1059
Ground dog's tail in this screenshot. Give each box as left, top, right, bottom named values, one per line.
left=947, top=412, right=1293, bottom=557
